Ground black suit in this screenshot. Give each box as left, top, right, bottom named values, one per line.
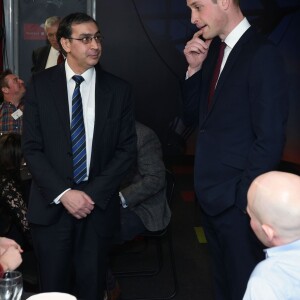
left=22, top=63, right=137, bottom=299
left=183, top=26, right=288, bottom=299
left=31, top=45, right=51, bottom=74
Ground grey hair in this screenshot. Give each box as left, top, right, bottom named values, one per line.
left=44, top=16, right=61, bottom=29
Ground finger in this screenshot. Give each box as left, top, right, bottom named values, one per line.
left=82, top=193, right=95, bottom=204
left=193, top=29, right=204, bottom=39
left=86, top=202, right=95, bottom=210
left=73, top=213, right=83, bottom=219
left=84, top=207, right=93, bottom=214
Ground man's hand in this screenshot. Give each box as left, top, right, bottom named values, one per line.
left=0, top=246, right=23, bottom=272
left=184, top=29, right=212, bottom=77
left=60, top=190, right=95, bottom=219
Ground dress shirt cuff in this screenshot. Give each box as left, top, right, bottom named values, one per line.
left=52, top=188, right=71, bottom=204
left=119, top=192, right=128, bottom=208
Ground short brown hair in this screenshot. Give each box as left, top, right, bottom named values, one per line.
left=0, top=69, right=13, bottom=101
left=211, top=0, right=239, bottom=5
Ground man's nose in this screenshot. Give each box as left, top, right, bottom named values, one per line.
left=90, top=37, right=100, bottom=49
left=191, top=12, right=198, bottom=25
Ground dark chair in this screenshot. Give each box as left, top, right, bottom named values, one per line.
left=113, top=169, right=178, bottom=300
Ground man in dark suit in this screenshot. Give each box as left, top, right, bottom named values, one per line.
left=31, top=16, right=62, bottom=74
left=22, top=12, right=136, bottom=300
left=183, top=0, right=288, bottom=299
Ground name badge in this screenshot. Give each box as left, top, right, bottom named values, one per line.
left=11, top=109, right=23, bottom=120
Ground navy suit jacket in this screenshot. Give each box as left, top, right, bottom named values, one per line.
left=183, top=27, right=288, bottom=216
left=31, top=45, right=51, bottom=74
left=22, top=63, right=137, bottom=237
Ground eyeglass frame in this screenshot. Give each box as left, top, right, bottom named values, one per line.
left=67, top=34, right=103, bottom=45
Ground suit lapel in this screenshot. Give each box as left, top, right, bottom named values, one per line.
left=210, top=27, right=254, bottom=111
left=49, top=64, right=71, bottom=143
left=41, top=46, right=51, bottom=70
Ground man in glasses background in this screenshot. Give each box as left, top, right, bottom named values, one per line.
left=22, top=12, right=136, bottom=300
left=31, top=16, right=63, bottom=74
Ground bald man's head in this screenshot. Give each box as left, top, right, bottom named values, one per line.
left=247, top=171, right=300, bottom=247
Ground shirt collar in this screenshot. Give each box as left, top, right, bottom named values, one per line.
left=224, top=17, right=251, bottom=49
left=65, top=61, right=94, bottom=84
left=2, top=99, right=23, bottom=108
left=50, top=46, right=60, bottom=54
left=265, top=239, right=300, bottom=258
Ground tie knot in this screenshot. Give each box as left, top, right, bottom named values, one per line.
left=219, top=42, right=226, bottom=52
left=72, top=75, right=84, bottom=86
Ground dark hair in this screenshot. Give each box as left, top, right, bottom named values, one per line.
left=56, top=12, right=99, bottom=55
left=0, top=133, right=22, bottom=180
left=0, top=69, right=13, bottom=101
left=211, top=0, right=239, bottom=4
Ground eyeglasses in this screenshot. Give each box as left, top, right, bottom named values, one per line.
left=68, top=34, right=103, bottom=45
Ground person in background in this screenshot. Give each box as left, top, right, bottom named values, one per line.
left=0, top=237, right=23, bottom=278
left=182, top=0, right=288, bottom=299
left=0, top=70, right=26, bottom=134
left=0, top=133, right=30, bottom=245
left=31, top=16, right=62, bottom=74
left=119, top=121, right=171, bottom=241
left=106, top=121, right=171, bottom=300
left=244, top=171, right=300, bottom=299
left=22, top=12, right=136, bottom=300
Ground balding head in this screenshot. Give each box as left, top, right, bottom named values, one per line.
left=247, top=171, right=300, bottom=247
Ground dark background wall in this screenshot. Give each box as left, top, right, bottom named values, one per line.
left=97, top=1, right=187, bottom=148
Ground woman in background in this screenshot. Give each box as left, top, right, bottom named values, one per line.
left=0, top=133, right=30, bottom=241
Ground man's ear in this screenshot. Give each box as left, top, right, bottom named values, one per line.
left=220, top=0, right=230, bottom=10
left=261, top=224, right=274, bottom=242
left=60, top=37, right=71, bottom=55
left=1, top=87, right=8, bottom=94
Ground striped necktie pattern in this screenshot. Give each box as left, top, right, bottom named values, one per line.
left=71, top=75, right=87, bottom=184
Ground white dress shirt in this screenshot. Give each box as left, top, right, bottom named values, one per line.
left=53, top=61, right=96, bottom=203
left=45, top=47, right=61, bottom=69
left=221, top=18, right=251, bottom=73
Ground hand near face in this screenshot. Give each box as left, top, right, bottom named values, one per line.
left=184, top=29, right=212, bottom=77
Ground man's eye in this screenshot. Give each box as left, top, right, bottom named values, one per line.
left=82, top=37, right=89, bottom=43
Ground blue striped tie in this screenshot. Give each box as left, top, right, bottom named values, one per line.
left=71, top=75, right=87, bottom=184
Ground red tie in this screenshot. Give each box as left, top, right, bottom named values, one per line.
left=57, top=52, right=64, bottom=65
left=208, top=42, right=226, bottom=108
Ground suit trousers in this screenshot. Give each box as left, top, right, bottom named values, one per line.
left=31, top=209, right=113, bottom=300
left=200, top=205, right=264, bottom=300
left=119, top=207, right=146, bottom=242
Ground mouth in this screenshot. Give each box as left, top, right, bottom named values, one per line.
left=198, top=24, right=207, bottom=31
left=89, top=52, right=100, bottom=58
